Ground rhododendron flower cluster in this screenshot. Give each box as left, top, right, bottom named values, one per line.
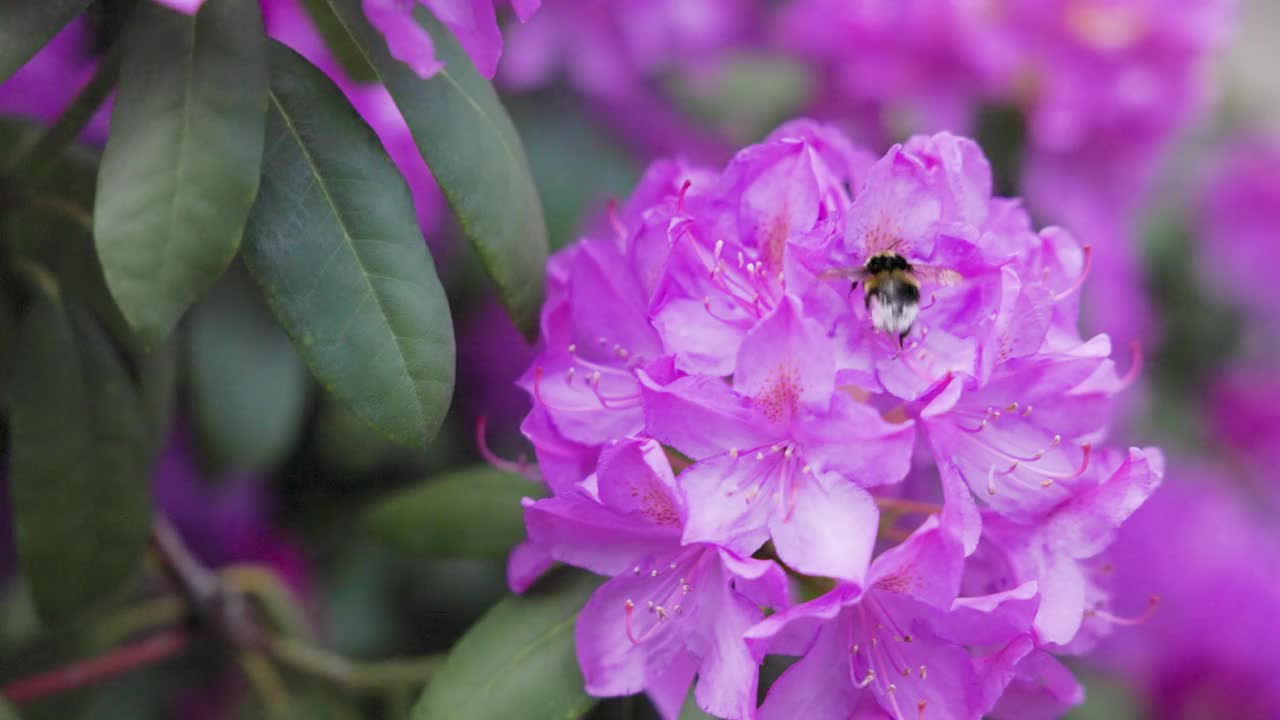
left=510, top=121, right=1161, bottom=719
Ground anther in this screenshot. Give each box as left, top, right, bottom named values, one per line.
left=1053, top=245, right=1093, bottom=302
left=920, top=665, right=927, bottom=679
left=1087, top=595, right=1160, bottom=626
left=888, top=683, right=897, bottom=693
left=755, top=451, right=765, bottom=461
left=854, top=670, right=875, bottom=688
left=729, top=448, right=740, bottom=459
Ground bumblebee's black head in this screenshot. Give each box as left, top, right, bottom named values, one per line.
left=865, top=253, right=912, bottom=274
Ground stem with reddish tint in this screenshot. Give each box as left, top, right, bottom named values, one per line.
left=1, top=629, right=192, bottom=706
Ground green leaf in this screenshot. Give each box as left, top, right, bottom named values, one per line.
left=243, top=43, right=454, bottom=448
left=365, top=467, right=545, bottom=559
left=0, top=0, right=91, bottom=84
left=414, top=572, right=601, bottom=720
left=0, top=696, right=17, bottom=719
left=0, top=119, right=133, bottom=345
left=322, top=0, right=549, bottom=339
left=94, top=0, right=268, bottom=346
left=188, top=266, right=308, bottom=471
left=7, top=292, right=152, bottom=624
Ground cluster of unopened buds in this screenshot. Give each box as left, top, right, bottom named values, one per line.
left=503, top=120, right=1161, bottom=720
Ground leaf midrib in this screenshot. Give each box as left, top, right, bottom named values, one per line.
left=266, top=89, right=425, bottom=434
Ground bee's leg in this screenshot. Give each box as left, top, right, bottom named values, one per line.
left=896, top=330, right=908, bottom=350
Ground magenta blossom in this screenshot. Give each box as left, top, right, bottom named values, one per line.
left=0, top=18, right=112, bottom=144
left=1093, top=465, right=1280, bottom=718
left=519, top=439, right=789, bottom=719
left=512, top=121, right=1159, bottom=719
left=499, top=0, right=764, bottom=161
left=1197, top=136, right=1280, bottom=335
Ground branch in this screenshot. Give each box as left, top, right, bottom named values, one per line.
left=0, top=629, right=191, bottom=706
left=268, top=635, right=443, bottom=692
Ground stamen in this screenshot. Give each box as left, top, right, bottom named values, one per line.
left=1118, top=340, right=1144, bottom=389
left=854, top=670, right=875, bottom=689
left=606, top=198, right=626, bottom=240
left=475, top=417, right=538, bottom=480
left=1087, top=595, right=1159, bottom=626
left=1052, top=244, right=1093, bottom=302
left=918, top=700, right=928, bottom=718
left=676, top=179, right=692, bottom=213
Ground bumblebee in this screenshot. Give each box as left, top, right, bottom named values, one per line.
left=824, top=251, right=961, bottom=342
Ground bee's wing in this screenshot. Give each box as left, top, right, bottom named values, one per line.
left=818, top=266, right=871, bottom=282
left=912, top=265, right=963, bottom=287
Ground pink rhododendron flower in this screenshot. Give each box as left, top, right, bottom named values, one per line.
left=746, top=517, right=1039, bottom=720
left=780, top=0, right=1235, bottom=346
left=510, top=121, right=1160, bottom=719
left=520, top=439, right=789, bottom=719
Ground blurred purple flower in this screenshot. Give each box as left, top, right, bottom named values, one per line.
left=155, top=427, right=310, bottom=595
left=776, top=0, right=992, bottom=148
left=0, top=18, right=112, bottom=144
left=498, top=0, right=761, bottom=160
left=456, top=298, right=536, bottom=435
left=1209, top=365, right=1280, bottom=494
left=1197, top=136, right=1280, bottom=334
left=1095, top=465, right=1280, bottom=718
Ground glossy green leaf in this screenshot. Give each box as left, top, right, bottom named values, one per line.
left=365, top=467, right=545, bottom=559
left=323, top=0, right=548, bottom=339
left=94, top=0, right=268, bottom=346
left=243, top=43, right=454, bottom=447
left=0, top=0, right=90, bottom=84
left=188, top=266, right=308, bottom=471
left=7, top=293, right=151, bottom=624
left=0, top=697, right=17, bottom=719
left=414, top=573, right=601, bottom=720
